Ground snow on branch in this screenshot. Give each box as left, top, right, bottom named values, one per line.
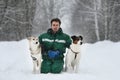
left=4, top=16, right=29, bottom=24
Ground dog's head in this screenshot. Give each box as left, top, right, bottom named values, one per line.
left=71, top=35, right=83, bottom=45
left=27, top=36, right=40, bottom=47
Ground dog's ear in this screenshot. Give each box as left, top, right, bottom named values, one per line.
left=71, top=35, right=76, bottom=40
left=79, top=36, right=83, bottom=40
left=27, top=37, right=31, bottom=40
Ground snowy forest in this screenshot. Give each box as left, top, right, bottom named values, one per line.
left=0, top=0, right=120, bottom=43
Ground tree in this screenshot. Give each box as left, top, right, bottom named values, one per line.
left=0, top=0, right=35, bottom=41
left=70, top=0, right=102, bottom=42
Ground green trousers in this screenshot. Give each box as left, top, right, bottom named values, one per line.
left=41, top=59, right=64, bottom=73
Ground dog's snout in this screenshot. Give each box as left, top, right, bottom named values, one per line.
left=36, top=42, right=38, bottom=44
left=80, top=42, right=82, bottom=45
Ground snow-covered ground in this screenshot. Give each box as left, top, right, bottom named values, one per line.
left=0, top=39, right=120, bottom=80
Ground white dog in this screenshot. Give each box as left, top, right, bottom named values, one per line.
left=65, top=35, right=83, bottom=73
left=27, top=36, right=42, bottom=74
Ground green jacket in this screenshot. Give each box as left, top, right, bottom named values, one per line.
left=39, top=28, right=72, bottom=60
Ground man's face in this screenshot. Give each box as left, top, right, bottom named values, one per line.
left=51, top=21, right=60, bottom=33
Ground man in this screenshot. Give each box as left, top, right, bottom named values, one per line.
left=39, top=18, right=72, bottom=73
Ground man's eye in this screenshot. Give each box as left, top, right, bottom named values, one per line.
left=53, top=24, right=55, bottom=26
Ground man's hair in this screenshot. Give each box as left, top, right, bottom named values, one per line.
left=51, top=18, right=61, bottom=25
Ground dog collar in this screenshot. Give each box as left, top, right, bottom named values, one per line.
left=70, top=47, right=80, bottom=59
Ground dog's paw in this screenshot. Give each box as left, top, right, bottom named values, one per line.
left=32, top=71, right=40, bottom=74
left=67, top=70, right=74, bottom=73
left=66, top=67, right=74, bottom=73
left=32, top=71, right=36, bottom=74
left=36, top=70, right=40, bottom=74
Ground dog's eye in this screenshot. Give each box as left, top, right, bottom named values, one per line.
left=33, top=39, right=35, bottom=40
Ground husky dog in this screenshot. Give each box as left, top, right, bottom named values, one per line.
left=65, top=35, right=83, bottom=73
left=27, top=36, right=42, bottom=74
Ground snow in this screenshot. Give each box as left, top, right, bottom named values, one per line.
left=0, top=39, right=120, bottom=80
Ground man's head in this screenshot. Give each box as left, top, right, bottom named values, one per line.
left=51, top=18, right=61, bottom=33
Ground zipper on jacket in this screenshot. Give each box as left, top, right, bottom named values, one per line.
left=51, top=34, right=56, bottom=50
